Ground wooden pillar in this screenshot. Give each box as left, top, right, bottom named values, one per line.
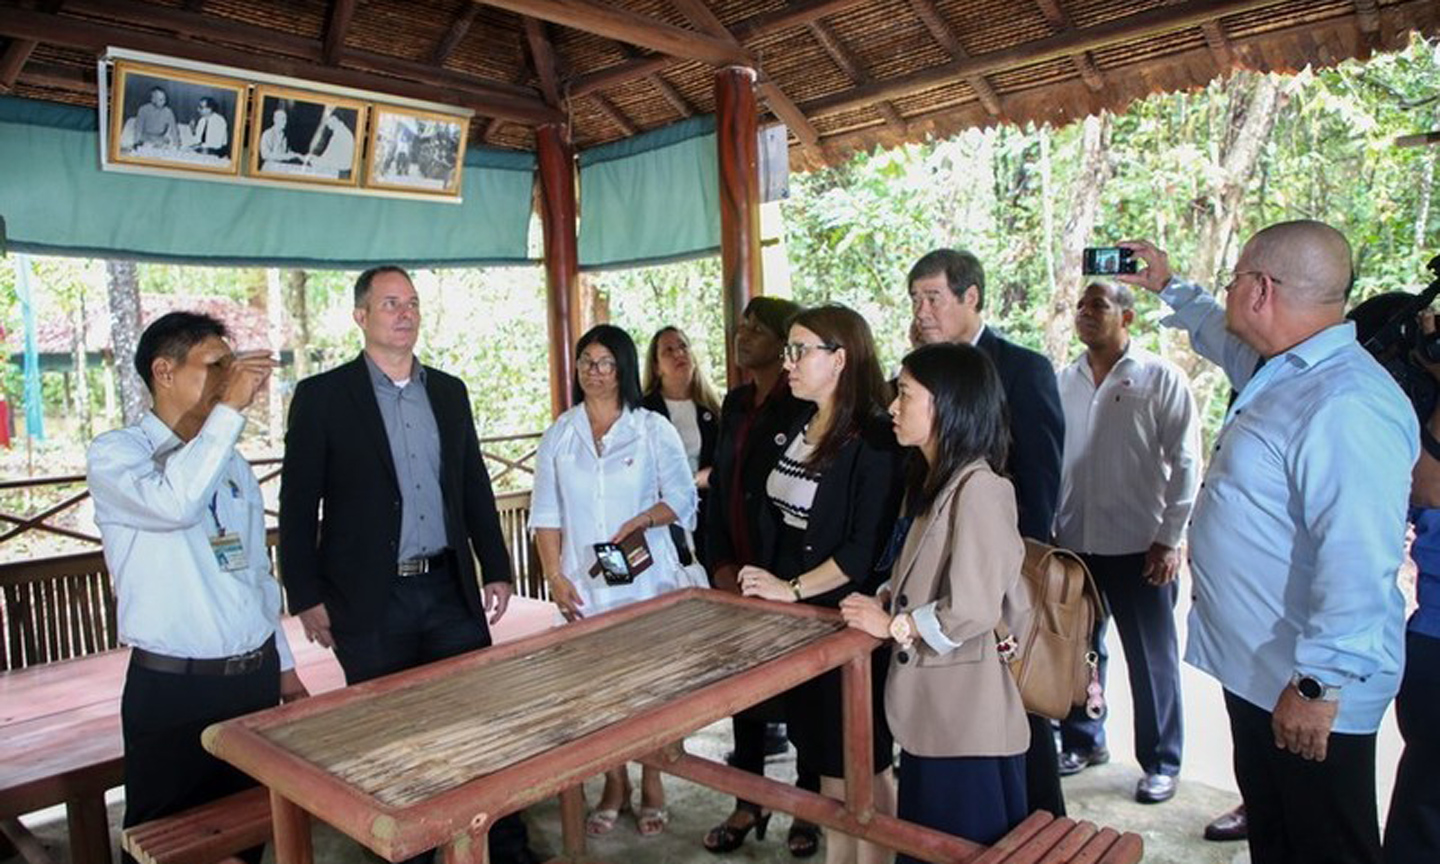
left=537, top=123, right=581, bottom=419
left=715, top=66, right=763, bottom=388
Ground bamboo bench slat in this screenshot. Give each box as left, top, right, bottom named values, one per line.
left=120, top=787, right=271, bottom=864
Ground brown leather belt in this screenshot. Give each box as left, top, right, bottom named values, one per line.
left=131, top=635, right=275, bottom=676
left=398, top=549, right=452, bottom=577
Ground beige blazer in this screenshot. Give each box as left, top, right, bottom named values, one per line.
left=884, top=461, right=1031, bottom=758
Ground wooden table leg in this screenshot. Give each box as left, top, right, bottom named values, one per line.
left=66, top=794, right=112, bottom=864
left=441, top=830, right=489, bottom=864
left=559, top=786, right=587, bottom=862
left=270, top=790, right=313, bottom=864
left=841, top=653, right=875, bottom=822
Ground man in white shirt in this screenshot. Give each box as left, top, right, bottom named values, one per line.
left=189, top=97, right=228, bottom=156
left=88, top=312, right=307, bottom=863
left=1053, top=281, right=1201, bottom=805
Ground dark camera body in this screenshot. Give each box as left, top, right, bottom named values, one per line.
left=1351, top=255, right=1440, bottom=422
left=1083, top=246, right=1138, bottom=276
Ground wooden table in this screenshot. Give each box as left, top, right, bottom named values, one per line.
left=204, top=589, right=1011, bottom=864
left=0, top=599, right=556, bottom=864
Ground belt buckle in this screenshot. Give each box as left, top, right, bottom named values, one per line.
left=224, top=649, right=263, bottom=675
left=398, top=558, right=427, bottom=577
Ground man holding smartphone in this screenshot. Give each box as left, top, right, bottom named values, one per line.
left=1118, top=222, right=1416, bottom=864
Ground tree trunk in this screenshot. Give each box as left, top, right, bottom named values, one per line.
left=265, top=268, right=286, bottom=452
left=104, top=259, right=146, bottom=425
left=1417, top=149, right=1434, bottom=254
left=70, top=290, right=92, bottom=441
left=1042, top=112, right=1113, bottom=363
left=284, top=269, right=311, bottom=382
left=1040, top=127, right=1057, bottom=303
left=1192, top=74, right=1284, bottom=295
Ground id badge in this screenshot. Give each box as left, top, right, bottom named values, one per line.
left=210, top=533, right=248, bottom=572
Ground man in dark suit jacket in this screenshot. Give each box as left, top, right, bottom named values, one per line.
left=279, top=265, right=531, bottom=864
left=907, top=248, right=1067, bottom=816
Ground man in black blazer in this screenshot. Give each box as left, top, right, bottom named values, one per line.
left=279, top=266, right=531, bottom=863
left=907, top=248, right=1067, bottom=816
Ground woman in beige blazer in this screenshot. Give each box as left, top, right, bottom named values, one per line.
left=841, top=342, right=1031, bottom=854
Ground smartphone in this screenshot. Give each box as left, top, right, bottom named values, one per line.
left=593, top=542, right=634, bottom=585
left=1082, top=246, right=1138, bottom=275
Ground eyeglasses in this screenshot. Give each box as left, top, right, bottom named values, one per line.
left=578, top=357, right=617, bottom=374
left=1225, top=270, right=1283, bottom=289
left=782, top=342, right=840, bottom=363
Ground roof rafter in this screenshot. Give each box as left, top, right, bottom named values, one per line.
left=807, top=21, right=905, bottom=134
left=906, top=0, right=1001, bottom=115
left=322, top=0, right=355, bottom=65
left=1031, top=0, right=1105, bottom=90
left=1200, top=20, right=1235, bottom=70
left=591, top=91, right=637, bottom=136
left=524, top=17, right=562, bottom=107
left=802, top=0, right=1298, bottom=119
left=472, top=0, right=749, bottom=67
left=666, top=0, right=822, bottom=150
left=618, top=45, right=693, bottom=119
left=432, top=4, right=481, bottom=66
left=0, top=5, right=564, bottom=125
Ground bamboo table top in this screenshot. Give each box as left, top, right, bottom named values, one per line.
left=205, top=589, right=873, bottom=861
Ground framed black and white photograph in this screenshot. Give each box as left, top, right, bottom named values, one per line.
left=108, top=60, right=247, bottom=175
left=248, top=86, right=365, bottom=186
left=366, top=106, right=469, bottom=196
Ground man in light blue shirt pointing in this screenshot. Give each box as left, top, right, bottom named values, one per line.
left=1119, top=221, right=1417, bottom=864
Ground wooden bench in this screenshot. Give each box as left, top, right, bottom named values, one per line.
left=119, top=787, right=269, bottom=864
left=971, top=811, right=1142, bottom=863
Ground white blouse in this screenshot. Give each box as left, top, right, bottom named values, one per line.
left=529, top=404, right=699, bottom=617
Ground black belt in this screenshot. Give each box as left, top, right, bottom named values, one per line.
left=398, top=549, right=452, bottom=577
left=131, top=634, right=275, bottom=676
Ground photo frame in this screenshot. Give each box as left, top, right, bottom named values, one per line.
left=248, top=86, right=366, bottom=186
left=108, top=60, right=248, bottom=176
left=366, top=105, right=469, bottom=197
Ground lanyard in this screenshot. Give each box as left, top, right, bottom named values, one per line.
left=207, top=491, right=226, bottom=536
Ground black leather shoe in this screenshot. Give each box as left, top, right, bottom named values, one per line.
left=1135, top=773, right=1177, bottom=803
left=1056, top=747, right=1110, bottom=777
left=1204, top=804, right=1247, bottom=841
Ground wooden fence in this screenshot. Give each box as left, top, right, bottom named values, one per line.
left=0, top=434, right=543, bottom=672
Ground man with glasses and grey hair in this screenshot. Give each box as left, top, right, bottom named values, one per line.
left=279, top=265, right=534, bottom=864
left=1119, top=222, right=1417, bottom=864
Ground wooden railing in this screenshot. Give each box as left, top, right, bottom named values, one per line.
left=0, top=434, right=543, bottom=672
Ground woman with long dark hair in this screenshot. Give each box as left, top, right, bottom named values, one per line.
left=529, top=323, right=698, bottom=838
left=739, top=304, right=903, bottom=864
left=841, top=342, right=1030, bottom=854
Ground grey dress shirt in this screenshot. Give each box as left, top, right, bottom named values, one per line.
left=364, top=353, right=448, bottom=562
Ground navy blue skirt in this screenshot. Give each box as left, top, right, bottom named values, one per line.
left=896, top=750, right=1027, bottom=861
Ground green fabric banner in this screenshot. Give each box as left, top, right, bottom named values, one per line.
left=0, top=95, right=536, bottom=268
left=578, top=115, right=719, bottom=271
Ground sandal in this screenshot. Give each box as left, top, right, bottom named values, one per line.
left=787, top=821, right=820, bottom=858
left=585, top=802, right=632, bottom=837
left=704, top=808, right=771, bottom=853
left=636, top=806, right=670, bottom=837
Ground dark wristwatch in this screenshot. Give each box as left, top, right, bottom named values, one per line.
left=1291, top=672, right=1340, bottom=702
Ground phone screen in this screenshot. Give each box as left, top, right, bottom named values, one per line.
left=1083, top=246, right=1136, bottom=275
left=594, top=543, right=631, bottom=582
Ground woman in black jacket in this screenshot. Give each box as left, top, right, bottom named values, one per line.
left=740, top=303, right=903, bottom=864
left=641, top=325, right=720, bottom=566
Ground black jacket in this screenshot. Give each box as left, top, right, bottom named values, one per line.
left=278, top=354, right=512, bottom=633
left=976, top=327, right=1064, bottom=542
left=751, top=407, right=904, bottom=607
left=640, top=390, right=718, bottom=565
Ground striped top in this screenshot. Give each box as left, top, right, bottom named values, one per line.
left=767, top=432, right=822, bottom=529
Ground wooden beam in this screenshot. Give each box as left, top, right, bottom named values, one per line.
left=1201, top=21, right=1234, bottom=71
left=536, top=123, right=580, bottom=418
left=323, top=0, right=356, bottom=65
left=1031, top=0, right=1068, bottom=30
left=801, top=0, right=1296, bottom=119
left=591, top=92, right=636, bottom=136
left=648, top=72, right=694, bottom=118
left=0, top=39, right=39, bottom=91
left=669, top=0, right=822, bottom=148
left=0, top=6, right=564, bottom=125
left=432, top=4, right=481, bottom=65
left=716, top=66, right=763, bottom=388
left=1031, top=0, right=1106, bottom=90
left=524, top=17, right=562, bottom=106
left=906, top=0, right=1001, bottom=116
left=571, top=54, right=670, bottom=98
left=807, top=21, right=904, bottom=134
left=1353, top=0, right=1381, bottom=34
left=473, top=0, right=750, bottom=67
left=15, top=59, right=92, bottom=90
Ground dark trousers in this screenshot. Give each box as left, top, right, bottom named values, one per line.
left=896, top=751, right=1027, bottom=862
left=1024, top=713, right=1064, bottom=817
left=1226, top=690, right=1381, bottom=864
left=120, top=647, right=280, bottom=864
left=731, top=709, right=820, bottom=811
left=1384, top=630, right=1440, bottom=864
left=333, top=565, right=530, bottom=864
left=1060, top=552, right=1183, bottom=775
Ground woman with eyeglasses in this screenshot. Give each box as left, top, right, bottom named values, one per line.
left=641, top=326, right=721, bottom=567
left=840, top=342, right=1030, bottom=855
left=740, top=304, right=903, bottom=864
left=529, top=324, right=698, bottom=838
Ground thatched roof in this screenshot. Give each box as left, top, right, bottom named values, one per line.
left=2, top=0, right=1437, bottom=169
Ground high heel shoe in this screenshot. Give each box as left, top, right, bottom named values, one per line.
left=703, top=808, right=771, bottom=853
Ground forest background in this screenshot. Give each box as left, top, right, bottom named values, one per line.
left=3, top=36, right=1438, bottom=495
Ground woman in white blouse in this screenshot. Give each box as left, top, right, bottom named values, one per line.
left=529, top=323, right=698, bottom=839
